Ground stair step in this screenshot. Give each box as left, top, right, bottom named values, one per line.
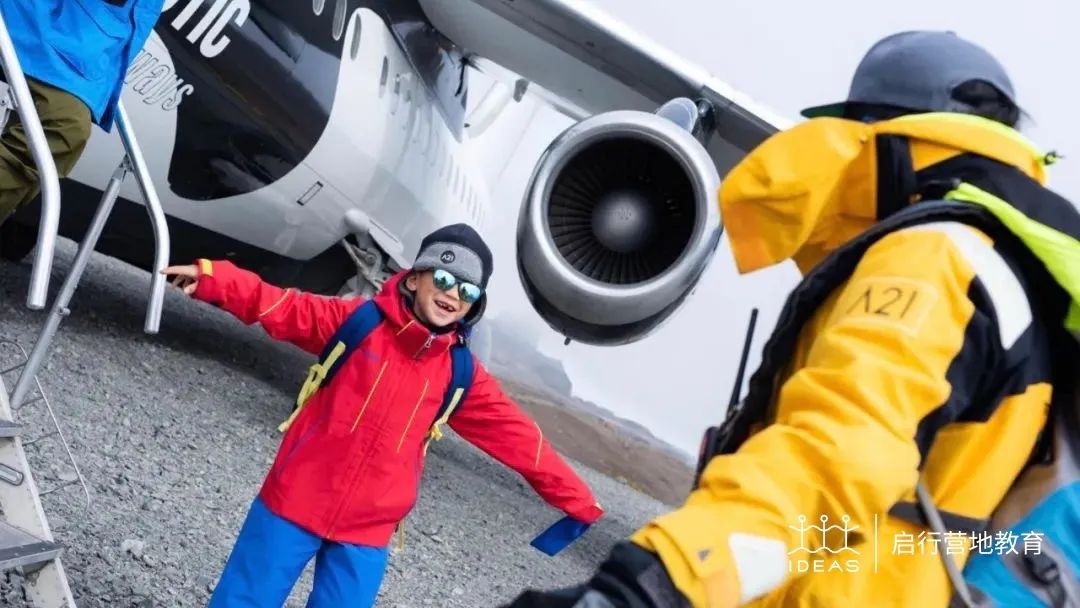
left=0, top=521, right=62, bottom=571
left=0, top=419, right=22, bottom=438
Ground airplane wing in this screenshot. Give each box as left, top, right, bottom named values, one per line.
left=417, top=0, right=795, bottom=175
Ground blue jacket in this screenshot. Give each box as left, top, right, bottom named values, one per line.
left=1, top=0, right=164, bottom=131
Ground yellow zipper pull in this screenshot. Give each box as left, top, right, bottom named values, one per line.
left=393, top=520, right=406, bottom=554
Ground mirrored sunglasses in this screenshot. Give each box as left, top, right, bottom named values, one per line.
left=432, top=268, right=482, bottom=304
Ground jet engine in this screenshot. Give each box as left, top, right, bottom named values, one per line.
left=516, top=99, right=723, bottom=346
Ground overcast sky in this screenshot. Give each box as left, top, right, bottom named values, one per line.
left=467, top=0, right=1080, bottom=456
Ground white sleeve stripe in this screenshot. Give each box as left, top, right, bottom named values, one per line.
left=899, top=222, right=1032, bottom=350
left=728, top=533, right=788, bottom=604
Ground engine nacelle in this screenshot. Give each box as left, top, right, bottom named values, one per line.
left=516, top=104, right=723, bottom=345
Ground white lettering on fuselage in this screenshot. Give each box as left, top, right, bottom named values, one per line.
left=162, top=0, right=251, bottom=59
left=124, top=49, right=195, bottom=111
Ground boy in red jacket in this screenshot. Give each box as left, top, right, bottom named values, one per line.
left=163, top=223, right=604, bottom=607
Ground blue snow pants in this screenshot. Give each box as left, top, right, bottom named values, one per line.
left=208, top=497, right=390, bottom=607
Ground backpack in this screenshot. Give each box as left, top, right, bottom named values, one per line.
left=696, top=196, right=1080, bottom=607
left=277, top=299, right=474, bottom=454
left=939, top=364, right=1080, bottom=608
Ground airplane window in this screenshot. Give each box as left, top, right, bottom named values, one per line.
left=350, top=14, right=361, bottom=60
left=411, top=103, right=419, bottom=141
left=379, top=58, right=389, bottom=96
left=313, top=0, right=325, bottom=16
left=391, top=74, right=405, bottom=115
left=332, top=0, right=347, bottom=41
left=415, top=110, right=422, bottom=147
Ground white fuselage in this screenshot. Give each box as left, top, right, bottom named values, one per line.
left=65, top=4, right=491, bottom=275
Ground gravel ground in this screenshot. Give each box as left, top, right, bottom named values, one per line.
left=0, top=240, right=670, bottom=607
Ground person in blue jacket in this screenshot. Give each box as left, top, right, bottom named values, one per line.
left=0, top=0, right=164, bottom=230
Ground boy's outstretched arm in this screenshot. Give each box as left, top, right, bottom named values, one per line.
left=447, top=362, right=604, bottom=525
left=163, top=259, right=359, bottom=355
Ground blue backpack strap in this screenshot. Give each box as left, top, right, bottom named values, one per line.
left=320, top=300, right=384, bottom=387
left=280, top=300, right=384, bottom=432
left=423, top=332, right=474, bottom=452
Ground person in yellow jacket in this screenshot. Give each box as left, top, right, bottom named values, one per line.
left=500, top=30, right=1080, bottom=608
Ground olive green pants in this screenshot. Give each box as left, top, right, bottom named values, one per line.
left=0, top=76, right=91, bottom=225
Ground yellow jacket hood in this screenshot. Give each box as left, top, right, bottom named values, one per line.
left=719, top=113, right=1055, bottom=275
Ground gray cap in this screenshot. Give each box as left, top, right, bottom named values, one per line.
left=801, top=31, right=1018, bottom=119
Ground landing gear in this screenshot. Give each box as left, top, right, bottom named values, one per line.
left=336, top=234, right=397, bottom=300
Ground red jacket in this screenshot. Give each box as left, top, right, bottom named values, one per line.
left=191, top=260, right=603, bottom=546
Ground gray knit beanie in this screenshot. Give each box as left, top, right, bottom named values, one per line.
left=411, top=223, right=494, bottom=289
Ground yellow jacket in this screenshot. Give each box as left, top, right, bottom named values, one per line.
left=630, top=114, right=1079, bottom=607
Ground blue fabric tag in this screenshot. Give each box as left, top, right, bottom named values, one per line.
left=530, top=515, right=591, bottom=556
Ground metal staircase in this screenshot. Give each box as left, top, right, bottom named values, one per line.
left=0, top=7, right=172, bottom=606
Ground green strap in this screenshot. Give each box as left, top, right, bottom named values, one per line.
left=945, top=182, right=1080, bottom=332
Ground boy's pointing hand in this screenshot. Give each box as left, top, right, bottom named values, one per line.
left=162, top=264, right=200, bottom=296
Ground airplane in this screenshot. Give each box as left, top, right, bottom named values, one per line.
left=1, top=0, right=793, bottom=350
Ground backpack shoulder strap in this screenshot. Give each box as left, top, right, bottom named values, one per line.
left=280, top=299, right=384, bottom=432
left=319, top=299, right=385, bottom=387
left=424, top=335, right=474, bottom=452
left=700, top=200, right=1007, bottom=464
